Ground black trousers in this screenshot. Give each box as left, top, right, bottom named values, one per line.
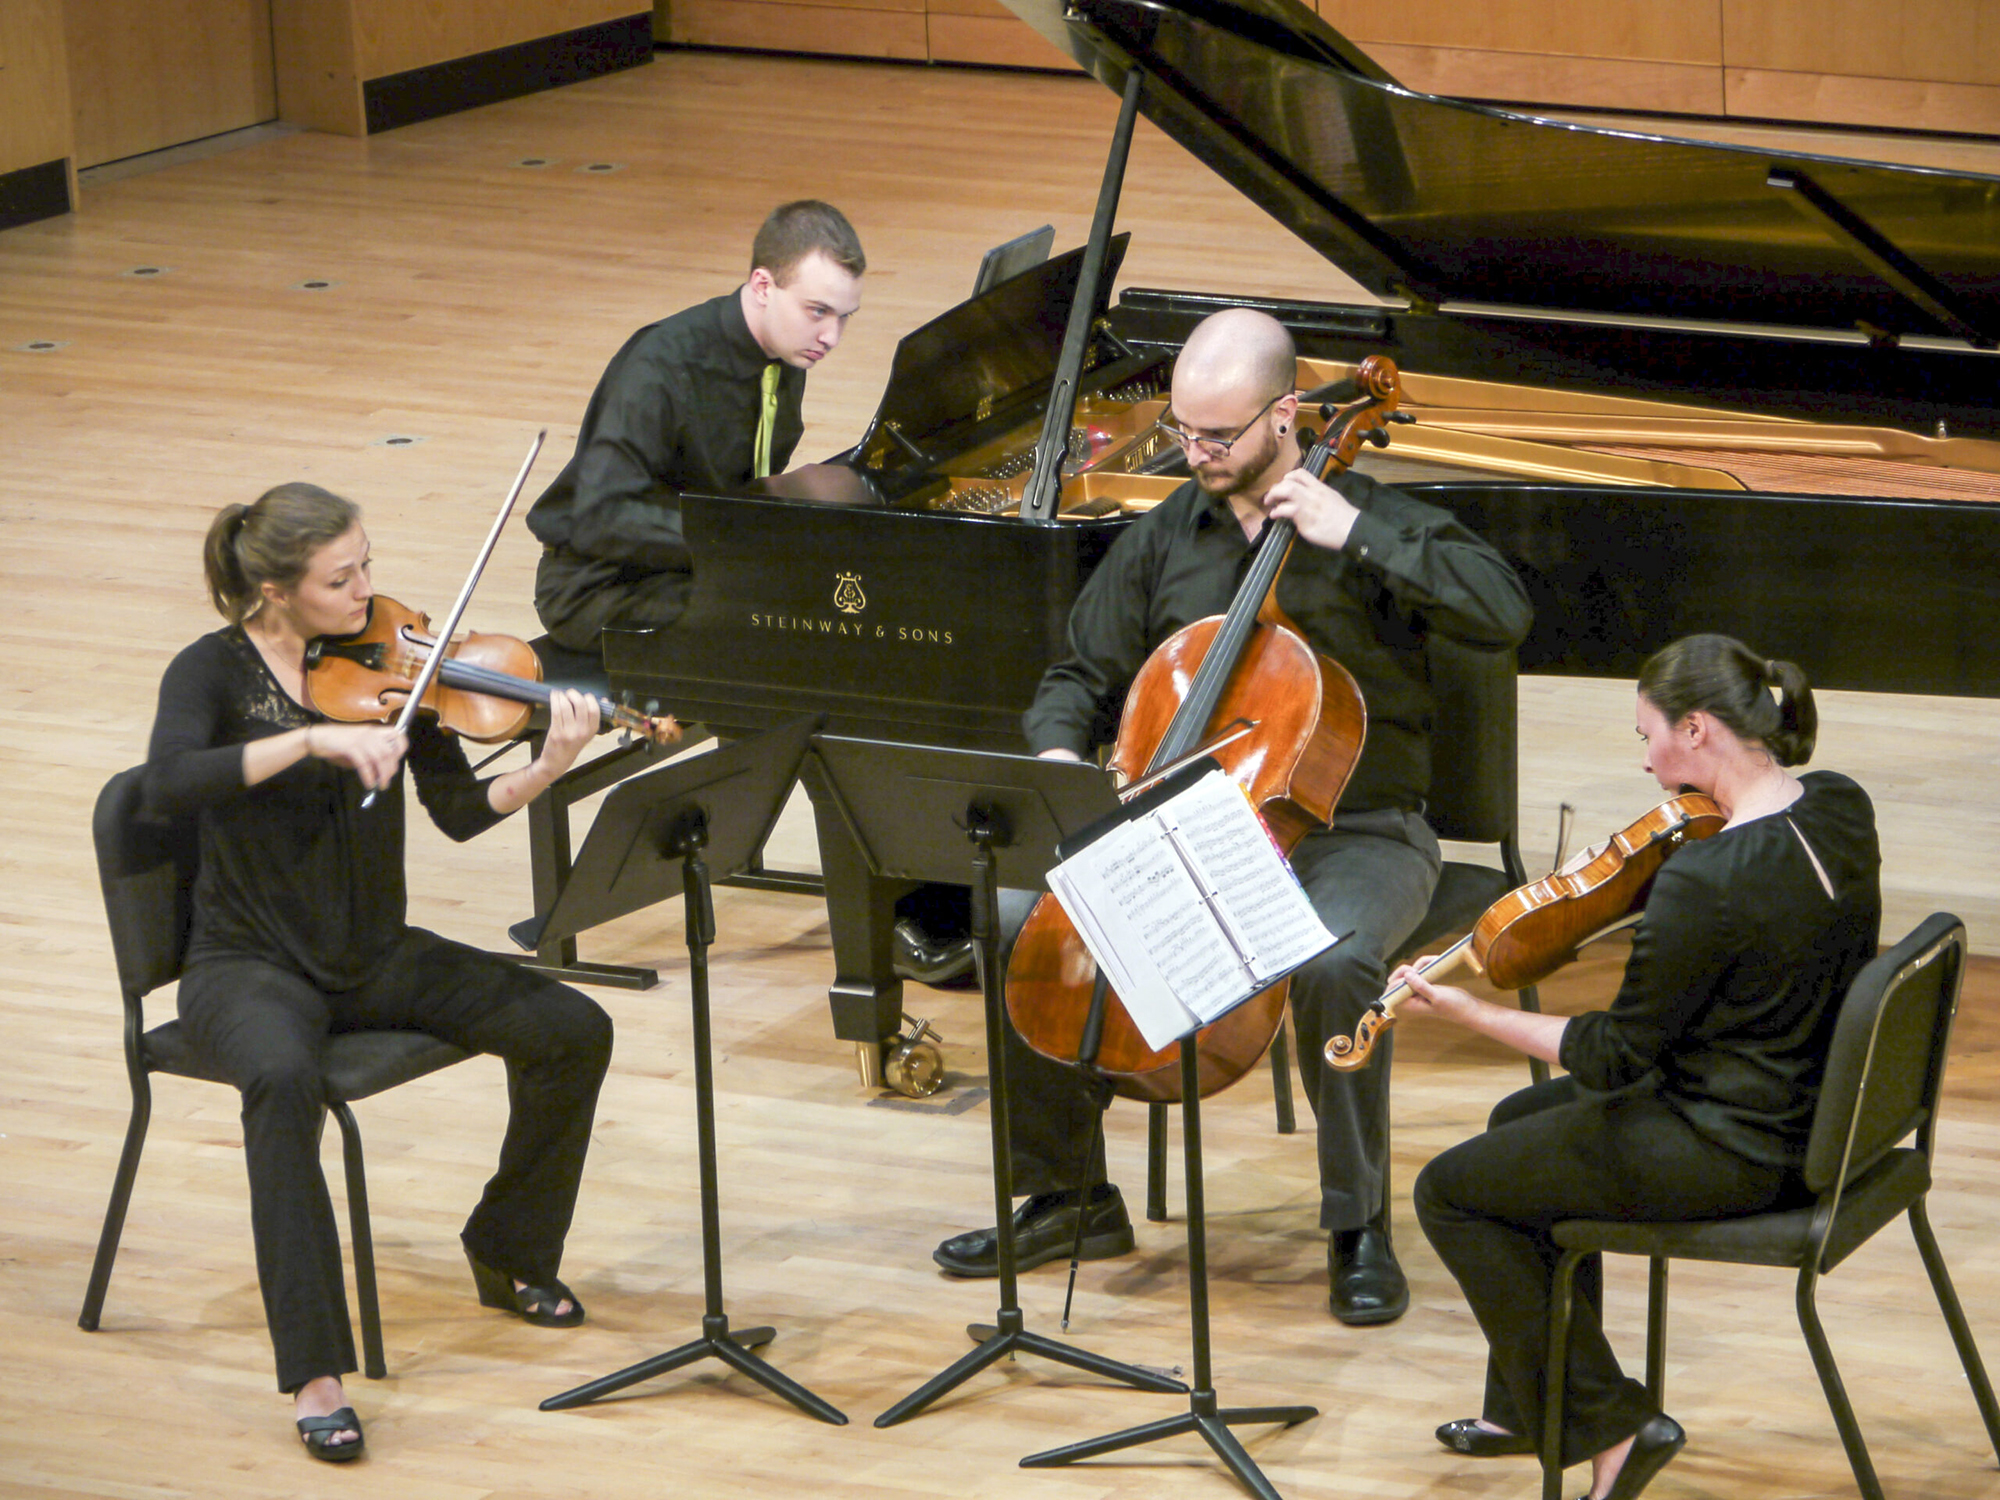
left=1003, top=807, right=1440, bottom=1232
left=535, top=546, right=689, bottom=652
left=178, top=928, right=613, bottom=1392
left=1414, top=1075, right=1794, bottom=1465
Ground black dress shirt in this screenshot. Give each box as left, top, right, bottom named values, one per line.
left=1023, top=469, right=1533, bottom=814
left=1560, top=771, right=1883, bottom=1167
left=526, top=290, right=806, bottom=575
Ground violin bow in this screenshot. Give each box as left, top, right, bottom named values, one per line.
left=360, top=429, right=546, bottom=808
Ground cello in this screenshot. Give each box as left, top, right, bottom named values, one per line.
left=1004, top=356, right=1406, bottom=1103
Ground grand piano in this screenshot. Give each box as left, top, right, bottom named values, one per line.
left=605, top=0, right=2000, bottom=1061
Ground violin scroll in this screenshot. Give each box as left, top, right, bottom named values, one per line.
left=1325, top=1006, right=1387, bottom=1071
left=1324, top=935, right=1481, bottom=1072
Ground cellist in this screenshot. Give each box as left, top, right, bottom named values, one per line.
left=930, top=309, right=1532, bottom=1325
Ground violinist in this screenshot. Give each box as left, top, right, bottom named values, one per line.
left=931, top=308, right=1532, bottom=1325
left=143, top=483, right=612, bottom=1461
left=1399, top=636, right=1881, bottom=1500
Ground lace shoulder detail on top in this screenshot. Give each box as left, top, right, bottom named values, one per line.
left=217, top=627, right=313, bottom=736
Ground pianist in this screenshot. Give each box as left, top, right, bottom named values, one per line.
left=932, top=308, right=1532, bottom=1325
left=528, top=200, right=866, bottom=651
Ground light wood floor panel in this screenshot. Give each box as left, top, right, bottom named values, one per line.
left=2, top=49, right=1999, bottom=1500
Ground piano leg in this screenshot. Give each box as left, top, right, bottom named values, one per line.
left=801, top=756, right=916, bottom=1048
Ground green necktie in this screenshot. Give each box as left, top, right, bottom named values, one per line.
left=753, top=361, right=780, bottom=479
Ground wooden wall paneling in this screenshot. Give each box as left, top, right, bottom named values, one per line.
left=1359, top=43, right=1725, bottom=114
left=1721, top=0, right=2000, bottom=87
left=271, top=0, right=365, bottom=137
left=353, top=0, right=648, bottom=81
left=0, top=0, right=75, bottom=182
left=1724, top=69, right=2000, bottom=135
left=926, top=0, right=1076, bottom=70
left=1317, top=0, right=1723, bottom=66
left=61, top=0, right=276, bottom=168
left=669, top=0, right=928, bottom=62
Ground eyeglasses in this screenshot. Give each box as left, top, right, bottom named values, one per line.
left=1153, top=391, right=1285, bottom=457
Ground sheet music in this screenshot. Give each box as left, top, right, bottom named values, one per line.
left=1047, top=770, right=1337, bottom=1052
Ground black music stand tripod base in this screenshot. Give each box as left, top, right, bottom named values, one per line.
left=536, top=722, right=846, bottom=1425
left=803, top=737, right=1186, bottom=1428
left=877, top=1305, right=1186, bottom=1429
left=869, top=807, right=1186, bottom=1427
left=1020, top=1045, right=1315, bottom=1500
left=540, top=1314, right=845, bottom=1421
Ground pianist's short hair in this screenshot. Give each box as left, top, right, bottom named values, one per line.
left=751, top=200, right=866, bottom=284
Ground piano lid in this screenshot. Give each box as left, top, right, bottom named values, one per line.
left=851, top=233, right=1131, bottom=470
left=1004, top=0, right=2000, bottom=348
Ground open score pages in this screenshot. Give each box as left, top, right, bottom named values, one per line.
left=1045, top=769, right=1338, bottom=1051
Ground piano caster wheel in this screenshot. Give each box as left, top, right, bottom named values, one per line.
left=883, top=1015, right=944, bottom=1099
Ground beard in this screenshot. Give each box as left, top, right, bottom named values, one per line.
left=1190, top=424, right=1285, bottom=499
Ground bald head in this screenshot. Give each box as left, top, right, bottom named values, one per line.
left=1162, top=309, right=1302, bottom=505
left=1173, top=308, right=1296, bottom=412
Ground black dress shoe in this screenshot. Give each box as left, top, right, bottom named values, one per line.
left=1329, top=1218, right=1408, bottom=1325
left=1435, top=1417, right=1534, bottom=1456
left=892, top=918, right=976, bottom=987
left=933, top=1186, right=1135, bottom=1278
left=1585, top=1414, right=1684, bottom=1500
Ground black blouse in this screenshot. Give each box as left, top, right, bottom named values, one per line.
left=1560, top=771, right=1883, bottom=1167
left=143, top=627, right=505, bottom=991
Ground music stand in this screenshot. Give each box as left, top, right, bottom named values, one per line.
left=996, top=758, right=1321, bottom=1499
left=538, top=717, right=846, bottom=1425
left=1019, top=1034, right=1319, bottom=1499
left=807, top=735, right=1189, bottom=1429
left=972, top=224, right=1055, bottom=295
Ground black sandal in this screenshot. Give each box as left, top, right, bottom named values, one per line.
left=297, top=1406, right=365, bottom=1462
left=466, top=1248, right=586, bottom=1327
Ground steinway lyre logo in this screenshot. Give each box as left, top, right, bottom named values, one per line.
left=833, top=572, right=867, bottom=614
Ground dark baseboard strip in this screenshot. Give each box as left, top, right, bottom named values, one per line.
left=0, top=159, right=72, bottom=232
left=364, top=12, right=654, bottom=134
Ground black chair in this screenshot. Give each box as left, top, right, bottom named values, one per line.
left=1540, top=912, right=2000, bottom=1500
left=1146, top=638, right=1544, bottom=1219
left=77, top=766, right=473, bottom=1380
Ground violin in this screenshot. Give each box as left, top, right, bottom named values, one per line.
left=1005, top=357, right=1407, bottom=1104
left=303, top=595, right=680, bottom=746
left=1323, top=792, right=1727, bottom=1071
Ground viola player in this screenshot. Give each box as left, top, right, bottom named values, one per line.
left=143, top=483, right=608, bottom=1460
left=1397, top=635, right=1880, bottom=1500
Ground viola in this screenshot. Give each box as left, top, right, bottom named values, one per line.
left=1005, top=357, right=1406, bottom=1104
left=1322, top=792, right=1727, bottom=1071
left=303, top=595, right=680, bottom=746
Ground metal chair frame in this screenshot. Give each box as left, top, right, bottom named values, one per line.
left=1541, top=913, right=2000, bottom=1499
left=77, top=766, right=472, bottom=1381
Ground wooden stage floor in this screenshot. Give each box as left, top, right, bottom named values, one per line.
left=2, top=46, right=1998, bottom=1500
